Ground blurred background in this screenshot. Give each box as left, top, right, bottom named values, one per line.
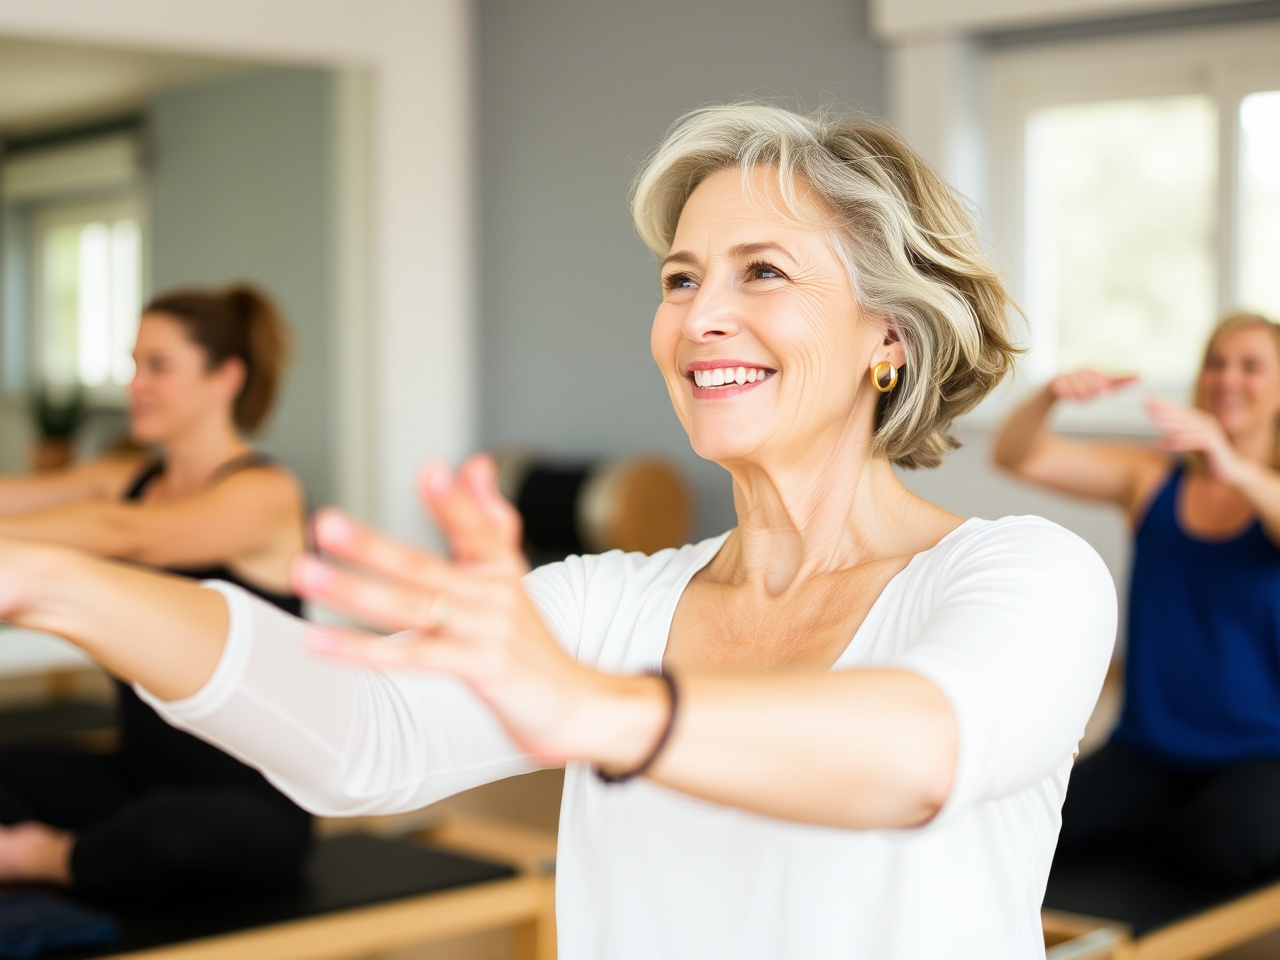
left=0, top=0, right=1277, bottom=953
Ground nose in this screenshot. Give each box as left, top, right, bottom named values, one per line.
left=679, top=278, right=741, bottom=343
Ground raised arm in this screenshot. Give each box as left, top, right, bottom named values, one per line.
left=993, top=371, right=1162, bottom=515
left=0, top=466, right=305, bottom=574
left=0, top=456, right=140, bottom=517
left=1145, top=395, right=1280, bottom=545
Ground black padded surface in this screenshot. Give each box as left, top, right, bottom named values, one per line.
left=0, top=703, right=114, bottom=747
left=44, top=833, right=516, bottom=958
left=1044, top=848, right=1280, bottom=938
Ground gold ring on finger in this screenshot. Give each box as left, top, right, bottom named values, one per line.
left=426, top=593, right=455, bottom=632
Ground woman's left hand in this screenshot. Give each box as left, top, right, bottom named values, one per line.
left=1144, top=396, right=1245, bottom=485
left=292, top=454, right=611, bottom=766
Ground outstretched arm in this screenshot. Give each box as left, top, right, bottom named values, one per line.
left=0, top=457, right=140, bottom=517
left=298, top=457, right=1115, bottom=831
left=0, top=467, right=304, bottom=571
left=0, top=538, right=536, bottom=815
left=0, top=541, right=225, bottom=699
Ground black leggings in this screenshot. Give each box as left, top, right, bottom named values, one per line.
left=1055, top=740, right=1280, bottom=885
left=0, top=747, right=312, bottom=901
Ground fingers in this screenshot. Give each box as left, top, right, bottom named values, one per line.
left=310, top=507, right=451, bottom=586
left=420, top=455, right=528, bottom=573
left=1050, top=369, right=1139, bottom=401
left=293, top=550, right=481, bottom=637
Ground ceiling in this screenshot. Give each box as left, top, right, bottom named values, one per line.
left=0, top=35, right=255, bottom=136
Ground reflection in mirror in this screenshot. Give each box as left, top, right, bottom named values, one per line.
left=0, top=36, right=341, bottom=505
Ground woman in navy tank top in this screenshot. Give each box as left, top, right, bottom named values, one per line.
left=0, top=285, right=311, bottom=899
left=994, top=311, right=1280, bottom=885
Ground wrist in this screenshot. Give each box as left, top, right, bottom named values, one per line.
left=571, top=671, right=675, bottom=778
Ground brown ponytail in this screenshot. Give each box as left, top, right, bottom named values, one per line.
left=143, top=283, right=292, bottom=434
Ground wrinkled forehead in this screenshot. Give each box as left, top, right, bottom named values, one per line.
left=670, top=166, right=845, bottom=262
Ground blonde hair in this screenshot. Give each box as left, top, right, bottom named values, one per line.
left=631, top=103, right=1019, bottom=469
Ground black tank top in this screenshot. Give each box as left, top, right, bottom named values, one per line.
left=115, top=455, right=306, bottom=799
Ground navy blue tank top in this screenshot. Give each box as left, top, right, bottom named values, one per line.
left=115, top=456, right=306, bottom=797
left=1114, top=463, right=1280, bottom=766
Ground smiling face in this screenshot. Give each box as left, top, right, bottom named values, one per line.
left=650, top=166, right=902, bottom=468
left=128, top=312, right=241, bottom=445
left=1196, top=323, right=1280, bottom=443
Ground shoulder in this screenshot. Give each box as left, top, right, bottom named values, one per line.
left=910, top=515, right=1115, bottom=601
left=208, top=459, right=306, bottom=512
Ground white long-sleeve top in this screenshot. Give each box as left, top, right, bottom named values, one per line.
left=141, top=515, right=1116, bottom=959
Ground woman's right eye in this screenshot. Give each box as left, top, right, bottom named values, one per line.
left=662, top=272, right=697, bottom=292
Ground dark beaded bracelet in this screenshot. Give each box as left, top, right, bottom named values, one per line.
left=594, top=670, right=679, bottom=785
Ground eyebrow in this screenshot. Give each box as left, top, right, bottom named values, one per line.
left=660, top=241, right=795, bottom=271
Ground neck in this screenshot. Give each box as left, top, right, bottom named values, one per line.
left=159, top=419, right=251, bottom=494
left=714, top=437, right=935, bottom=596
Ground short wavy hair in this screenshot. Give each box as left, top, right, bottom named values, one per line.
left=631, top=103, right=1020, bottom=469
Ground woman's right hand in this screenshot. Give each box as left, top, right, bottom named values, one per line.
left=1048, top=369, right=1139, bottom=402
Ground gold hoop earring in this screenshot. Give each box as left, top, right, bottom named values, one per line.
left=872, top=361, right=898, bottom=393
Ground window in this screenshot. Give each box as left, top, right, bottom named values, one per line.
left=32, top=197, right=143, bottom=395
left=1, top=125, right=147, bottom=404
left=988, top=22, right=1280, bottom=426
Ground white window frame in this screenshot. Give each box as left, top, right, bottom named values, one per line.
left=984, top=20, right=1280, bottom=432
left=29, top=190, right=149, bottom=407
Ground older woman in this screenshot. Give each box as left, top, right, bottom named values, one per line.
left=994, top=311, right=1280, bottom=886
left=0, top=105, right=1114, bottom=957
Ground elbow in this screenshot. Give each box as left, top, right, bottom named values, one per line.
left=905, top=698, right=959, bottom=827
left=990, top=438, right=1021, bottom=475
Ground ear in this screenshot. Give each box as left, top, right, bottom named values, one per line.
left=877, top=322, right=907, bottom=370
left=213, top=356, right=247, bottom=405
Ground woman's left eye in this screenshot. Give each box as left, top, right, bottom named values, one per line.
left=746, top=261, right=785, bottom=281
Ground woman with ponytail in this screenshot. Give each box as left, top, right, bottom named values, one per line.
left=0, top=283, right=311, bottom=900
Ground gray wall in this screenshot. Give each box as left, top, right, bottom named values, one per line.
left=150, top=67, right=336, bottom=505
left=477, top=0, right=885, bottom=539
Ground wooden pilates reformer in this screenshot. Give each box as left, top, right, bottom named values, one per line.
left=1043, top=846, right=1280, bottom=959
left=23, top=814, right=557, bottom=960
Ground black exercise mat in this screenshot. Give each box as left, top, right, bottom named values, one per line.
left=0, top=704, right=114, bottom=747
left=1044, top=847, right=1280, bottom=938
left=45, top=832, right=516, bottom=958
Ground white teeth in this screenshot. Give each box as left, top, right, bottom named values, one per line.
left=693, top=367, right=771, bottom=388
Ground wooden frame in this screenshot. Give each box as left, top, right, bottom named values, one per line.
left=98, top=815, right=558, bottom=960
left=1044, top=876, right=1280, bottom=960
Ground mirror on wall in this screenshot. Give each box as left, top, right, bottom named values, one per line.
left=0, top=35, right=343, bottom=506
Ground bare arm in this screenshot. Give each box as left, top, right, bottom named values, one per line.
left=0, top=540, right=225, bottom=699
left=0, top=467, right=305, bottom=570
left=993, top=372, right=1159, bottom=512
left=0, top=457, right=141, bottom=516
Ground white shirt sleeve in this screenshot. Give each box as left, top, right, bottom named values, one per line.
left=136, top=581, right=540, bottom=817
left=891, top=518, right=1117, bottom=823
